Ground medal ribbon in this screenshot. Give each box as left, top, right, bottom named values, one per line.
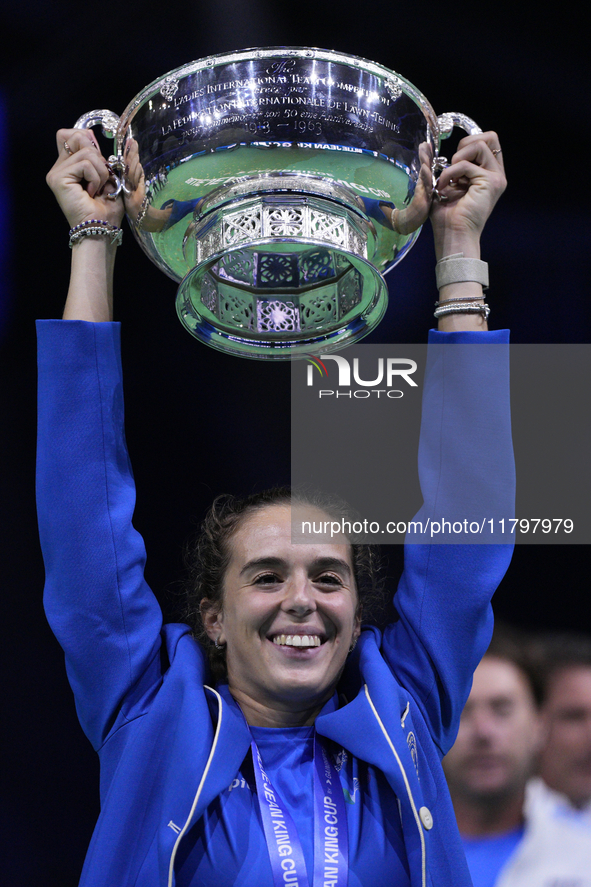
left=249, top=731, right=348, bottom=887
left=312, top=737, right=348, bottom=887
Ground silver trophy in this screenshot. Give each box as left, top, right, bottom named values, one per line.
left=76, top=48, right=480, bottom=359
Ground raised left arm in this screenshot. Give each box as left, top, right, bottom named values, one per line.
left=380, top=131, right=514, bottom=751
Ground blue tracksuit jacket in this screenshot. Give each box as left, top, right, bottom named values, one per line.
left=36, top=320, right=515, bottom=887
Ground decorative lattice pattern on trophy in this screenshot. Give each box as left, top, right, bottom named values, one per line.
left=200, top=274, right=218, bottom=315
left=196, top=229, right=223, bottom=266
left=267, top=207, right=305, bottom=237
left=309, top=210, right=347, bottom=247
left=257, top=300, right=301, bottom=332
left=217, top=251, right=257, bottom=285
left=338, top=268, right=363, bottom=317
left=300, top=292, right=338, bottom=329
left=348, top=230, right=367, bottom=260
left=217, top=289, right=256, bottom=330
left=300, top=249, right=334, bottom=284
left=258, top=254, right=299, bottom=288
left=224, top=207, right=262, bottom=246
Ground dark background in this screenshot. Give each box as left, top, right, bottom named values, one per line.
left=1, top=1, right=588, bottom=883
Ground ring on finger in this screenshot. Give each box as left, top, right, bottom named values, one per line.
left=492, top=148, right=502, bottom=157
left=64, top=142, right=73, bottom=155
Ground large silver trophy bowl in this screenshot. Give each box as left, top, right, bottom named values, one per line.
left=77, top=47, right=480, bottom=359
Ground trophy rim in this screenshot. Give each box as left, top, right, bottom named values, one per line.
left=116, top=46, right=438, bottom=142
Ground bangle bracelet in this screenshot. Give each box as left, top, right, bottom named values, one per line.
left=435, top=253, right=489, bottom=290
left=435, top=295, right=485, bottom=305
left=434, top=303, right=490, bottom=320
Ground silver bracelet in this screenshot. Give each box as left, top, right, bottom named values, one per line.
left=434, top=303, right=490, bottom=320
left=435, top=253, right=489, bottom=290
left=435, top=295, right=485, bottom=306
left=68, top=219, right=123, bottom=249
left=136, top=195, right=151, bottom=228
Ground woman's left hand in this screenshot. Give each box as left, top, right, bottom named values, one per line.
left=430, top=131, right=506, bottom=260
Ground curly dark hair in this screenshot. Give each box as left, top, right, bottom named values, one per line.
left=183, top=486, right=385, bottom=683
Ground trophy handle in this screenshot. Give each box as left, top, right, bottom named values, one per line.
left=74, top=109, right=124, bottom=200
left=433, top=113, right=483, bottom=198
left=437, top=112, right=482, bottom=141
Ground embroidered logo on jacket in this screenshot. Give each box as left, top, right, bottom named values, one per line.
left=334, top=748, right=360, bottom=804
left=407, top=732, right=419, bottom=778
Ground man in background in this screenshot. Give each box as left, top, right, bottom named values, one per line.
left=443, top=626, right=591, bottom=887
left=537, top=632, right=591, bottom=816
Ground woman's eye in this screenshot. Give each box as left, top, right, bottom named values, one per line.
left=254, top=573, right=281, bottom=585
left=316, top=574, right=342, bottom=586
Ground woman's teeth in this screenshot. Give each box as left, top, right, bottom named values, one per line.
left=272, top=635, right=322, bottom=648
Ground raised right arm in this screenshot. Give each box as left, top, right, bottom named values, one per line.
left=39, top=132, right=163, bottom=750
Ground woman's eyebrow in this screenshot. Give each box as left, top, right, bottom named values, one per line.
left=239, top=557, right=287, bottom=577
left=312, top=557, right=352, bottom=577
left=238, top=556, right=352, bottom=577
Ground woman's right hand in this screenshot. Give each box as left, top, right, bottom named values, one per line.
left=46, top=128, right=125, bottom=230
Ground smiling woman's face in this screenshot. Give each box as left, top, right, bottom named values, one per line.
left=201, top=503, right=361, bottom=727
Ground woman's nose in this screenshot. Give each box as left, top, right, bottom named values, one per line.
left=281, top=577, right=316, bottom=615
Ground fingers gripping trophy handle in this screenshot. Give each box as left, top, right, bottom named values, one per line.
left=74, top=109, right=124, bottom=200
left=434, top=111, right=482, bottom=172
left=432, top=112, right=482, bottom=201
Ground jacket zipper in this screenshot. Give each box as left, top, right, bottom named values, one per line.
left=167, top=686, right=223, bottom=887
left=364, top=684, right=426, bottom=887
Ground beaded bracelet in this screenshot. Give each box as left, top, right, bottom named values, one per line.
left=68, top=219, right=123, bottom=249
left=136, top=195, right=150, bottom=228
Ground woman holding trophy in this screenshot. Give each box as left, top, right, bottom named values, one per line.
left=39, top=94, right=513, bottom=886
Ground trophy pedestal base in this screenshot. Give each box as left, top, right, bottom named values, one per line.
left=175, top=187, right=388, bottom=359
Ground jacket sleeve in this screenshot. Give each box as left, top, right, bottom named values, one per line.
left=36, top=320, right=164, bottom=751
left=381, top=329, right=516, bottom=756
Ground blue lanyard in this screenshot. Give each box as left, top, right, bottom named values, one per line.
left=249, top=730, right=349, bottom=887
